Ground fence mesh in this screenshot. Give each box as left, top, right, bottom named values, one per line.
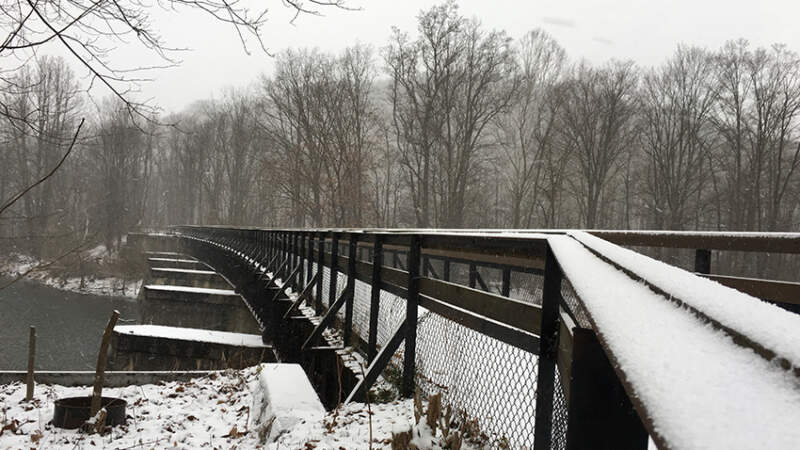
left=300, top=250, right=571, bottom=449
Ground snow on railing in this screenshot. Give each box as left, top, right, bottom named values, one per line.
left=550, top=232, right=800, bottom=449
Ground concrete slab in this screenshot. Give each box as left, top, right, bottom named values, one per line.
left=150, top=267, right=230, bottom=289
left=141, top=285, right=260, bottom=333
left=250, top=363, right=325, bottom=443
left=111, top=325, right=273, bottom=370
left=147, top=257, right=208, bottom=270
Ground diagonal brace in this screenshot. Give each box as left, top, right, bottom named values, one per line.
left=283, top=272, right=321, bottom=319
left=301, top=289, right=353, bottom=351
left=270, top=264, right=301, bottom=303
left=346, top=319, right=407, bottom=403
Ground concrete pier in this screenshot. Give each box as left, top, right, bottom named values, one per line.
left=110, top=325, right=273, bottom=370
left=140, top=284, right=261, bottom=333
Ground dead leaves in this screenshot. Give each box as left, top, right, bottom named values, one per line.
left=0, top=419, right=19, bottom=436
left=223, top=425, right=244, bottom=438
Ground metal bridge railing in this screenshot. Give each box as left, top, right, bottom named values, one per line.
left=168, top=226, right=800, bottom=450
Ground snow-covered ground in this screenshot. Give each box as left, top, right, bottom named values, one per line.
left=0, top=366, right=479, bottom=450
left=0, top=252, right=142, bottom=300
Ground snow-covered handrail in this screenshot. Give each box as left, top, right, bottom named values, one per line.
left=550, top=232, right=800, bottom=449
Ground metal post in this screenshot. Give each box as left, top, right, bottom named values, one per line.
left=315, top=232, right=325, bottom=313
left=298, top=232, right=306, bottom=287
left=565, top=328, right=648, bottom=449
left=443, top=258, right=451, bottom=282
left=695, top=248, right=711, bottom=274
left=402, top=235, right=421, bottom=398
left=328, top=233, right=340, bottom=308
left=501, top=267, right=511, bottom=297
left=368, top=235, right=384, bottom=362
left=344, top=234, right=357, bottom=345
left=306, top=232, right=314, bottom=286
left=533, top=245, right=563, bottom=450
left=469, top=262, right=477, bottom=288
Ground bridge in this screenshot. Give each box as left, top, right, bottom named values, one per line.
left=122, top=227, right=800, bottom=449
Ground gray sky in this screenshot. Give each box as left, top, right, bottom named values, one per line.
left=130, top=0, right=800, bottom=114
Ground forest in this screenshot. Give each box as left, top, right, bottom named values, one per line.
left=2, top=2, right=800, bottom=261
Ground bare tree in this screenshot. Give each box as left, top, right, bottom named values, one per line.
left=639, top=46, right=716, bottom=230
left=495, top=29, right=565, bottom=228
left=560, top=61, right=639, bottom=228
left=387, top=1, right=516, bottom=227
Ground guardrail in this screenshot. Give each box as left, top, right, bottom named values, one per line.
left=169, top=226, right=800, bottom=449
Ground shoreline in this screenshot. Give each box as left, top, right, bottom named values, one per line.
left=1, top=254, right=142, bottom=300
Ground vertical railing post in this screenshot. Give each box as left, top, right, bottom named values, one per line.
left=291, top=232, right=297, bottom=278
left=501, top=267, right=511, bottom=297
left=443, top=258, right=451, bottom=282
left=344, top=233, right=358, bottom=345
left=533, top=244, right=563, bottom=450
left=469, top=262, right=477, bottom=288
left=565, top=328, right=649, bottom=449
left=306, top=231, right=314, bottom=287
left=315, top=231, right=325, bottom=313
left=298, top=232, right=306, bottom=287
left=368, top=234, right=384, bottom=362
left=328, top=233, right=340, bottom=308
left=694, top=248, right=711, bottom=274
left=402, top=234, right=421, bottom=398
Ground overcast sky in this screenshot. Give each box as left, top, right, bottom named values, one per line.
left=128, top=0, right=800, bottom=114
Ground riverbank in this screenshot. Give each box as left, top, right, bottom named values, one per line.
left=0, top=249, right=142, bottom=300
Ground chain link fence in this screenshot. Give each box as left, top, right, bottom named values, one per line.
left=306, top=245, right=571, bottom=449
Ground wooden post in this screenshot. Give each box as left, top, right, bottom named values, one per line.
left=91, top=310, right=120, bottom=416
left=26, top=326, right=35, bottom=401
left=565, top=328, right=649, bottom=450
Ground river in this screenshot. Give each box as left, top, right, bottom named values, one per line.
left=0, top=278, right=139, bottom=370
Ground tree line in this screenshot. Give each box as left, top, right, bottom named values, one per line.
left=3, top=2, right=800, bottom=262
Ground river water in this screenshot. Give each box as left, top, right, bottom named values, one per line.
left=0, top=279, right=139, bottom=370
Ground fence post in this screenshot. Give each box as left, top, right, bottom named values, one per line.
left=328, top=233, right=340, bottom=308
left=298, top=232, right=306, bottom=287
left=533, top=245, right=563, bottom=450
left=501, top=267, right=512, bottom=297
left=344, top=234, right=358, bottom=345
left=306, top=232, right=314, bottom=287
left=443, top=258, right=451, bottom=282
left=469, top=262, right=477, bottom=288
left=565, top=328, right=649, bottom=450
left=694, top=248, right=711, bottom=274
left=315, top=232, right=325, bottom=313
left=368, top=235, right=384, bottom=362
left=402, top=234, right=421, bottom=398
